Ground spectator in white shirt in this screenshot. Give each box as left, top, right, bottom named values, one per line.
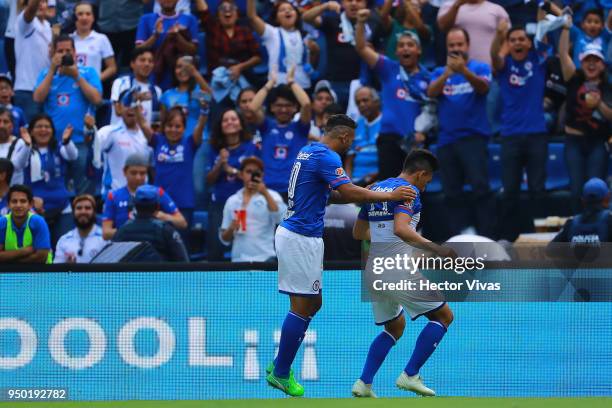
left=110, top=47, right=162, bottom=126
left=14, top=0, right=53, bottom=121
left=92, top=89, right=151, bottom=196
left=71, top=2, right=117, bottom=83
left=0, top=107, right=31, bottom=185
left=220, top=156, right=286, bottom=262
left=54, top=194, right=108, bottom=263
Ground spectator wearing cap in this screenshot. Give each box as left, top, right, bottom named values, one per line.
left=303, top=0, right=387, bottom=108
left=102, top=154, right=187, bottom=240
left=91, top=89, right=152, bottom=196
left=356, top=10, right=430, bottom=180
left=0, top=74, right=27, bottom=136
left=548, top=178, right=612, bottom=245
left=491, top=22, right=550, bottom=241
left=220, top=156, right=286, bottom=262
left=559, top=19, right=612, bottom=212
left=135, top=0, right=199, bottom=89
left=0, top=107, right=31, bottom=185
left=569, top=8, right=612, bottom=66
left=197, top=0, right=262, bottom=85
left=110, top=47, right=162, bottom=127
left=54, top=194, right=108, bottom=263
left=71, top=2, right=117, bottom=84
left=14, top=0, right=53, bottom=121
left=33, top=34, right=103, bottom=196
left=308, top=80, right=337, bottom=141
left=113, top=184, right=189, bottom=262
left=345, top=86, right=381, bottom=185
left=0, top=184, right=52, bottom=264
left=0, top=159, right=13, bottom=215
left=380, top=0, right=432, bottom=62
left=248, top=68, right=311, bottom=199
left=428, top=27, right=496, bottom=238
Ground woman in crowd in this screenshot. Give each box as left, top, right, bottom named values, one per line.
left=24, top=114, right=78, bottom=246
left=205, top=109, right=259, bottom=260
left=246, top=0, right=313, bottom=90
left=559, top=17, right=612, bottom=212
left=160, top=56, right=212, bottom=137
left=71, top=1, right=117, bottom=83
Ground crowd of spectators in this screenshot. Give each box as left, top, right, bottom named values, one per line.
left=0, top=0, right=610, bottom=263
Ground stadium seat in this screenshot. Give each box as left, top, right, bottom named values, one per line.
left=426, top=144, right=442, bottom=193
left=487, top=143, right=502, bottom=192
left=545, top=143, right=569, bottom=190
left=197, top=32, right=207, bottom=76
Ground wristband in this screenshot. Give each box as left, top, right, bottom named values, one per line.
left=62, top=139, right=70, bottom=146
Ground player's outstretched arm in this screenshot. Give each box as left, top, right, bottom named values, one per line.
left=394, top=212, right=456, bottom=258
left=333, top=183, right=416, bottom=204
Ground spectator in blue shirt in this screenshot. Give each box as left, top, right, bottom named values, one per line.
left=0, top=74, right=27, bottom=135
left=345, top=86, right=381, bottom=186
left=206, top=108, right=259, bottom=260
left=491, top=21, right=549, bottom=241
left=23, top=114, right=78, bottom=247
left=570, top=8, right=612, bottom=66
left=135, top=0, right=199, bottom=88
left=355, top=9, right=430, bottom=180
left=160, top=56, right=212, bottom=137
left=33, top=34, right=102, bottom=196
left=248, top=67, right=311, bottom=199
left=0, top=184, right=52, bottom=264
left=428, top=26, right=496, bottom=238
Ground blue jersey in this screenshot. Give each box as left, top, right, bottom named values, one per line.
left=280, top=142, right=351, bottom=237
left=0, top=213, right=51, bottom=250
left=9, top=105, right=27, bottom=136
left=571, top=26, right=611, bottom=66
left=160, top=86, right=203, bottom=137
left=431, top=60, right=491, bottom=146
left=207, top=141, right=260, bottom=203
left=259, top=117, right=309, bottom=193
left=497, top=49, right=548, bottom=137
left=375, top=56, right=429, bottom=137
left=136, top=12, right=199, bottom=51
left=152, top=133, right=197, bottom=209
left=349, top=115, right=380, bottom=181
left=103, top=185, right=178, bottom=229
left=24, top=149, right=72, bottom=212
left=35, top=66, right=102, bottom=144
left=0, top=193, right=8, bottom=216
left=358, top=178, right=421, bottom=243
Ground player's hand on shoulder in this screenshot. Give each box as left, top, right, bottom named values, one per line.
left=391, top=185, right=417, bottom=203
left=437, top=245, right=458, bottom=259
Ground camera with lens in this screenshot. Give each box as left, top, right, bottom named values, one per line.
left=251, top=170, right=262, bottom=182
left=61, top=54, right=74, bottom=67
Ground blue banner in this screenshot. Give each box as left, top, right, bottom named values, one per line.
left=0, top=270, right=611, bottom=400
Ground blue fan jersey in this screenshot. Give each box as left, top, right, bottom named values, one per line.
left=280, top=142, right=351, bottom=237
left=358, top=178, right=421, bottom=243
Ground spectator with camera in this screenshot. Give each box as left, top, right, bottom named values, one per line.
left=355, top=8, right=429, bottom=180
left=54, top=194, right=108, bottom=263
left=0, top=74, right=27, bottom=135
left=220, top=156, right=286, bottom=262
left=102, top=153, right=187, bottom=240
left=248, top=67, right=311, bottom=199
left=110, top=47, right=162, bottom=127
left=14, top=0, right=53, bottom=121
left=0, top=107, right=31, bottom=185
left=0, top=184, right=52, bottom=264
left=428, top=27, right=495, bottom=238
left=33, top=34, right=102, bottom=195
left=559, top=17, right=612, bottom=212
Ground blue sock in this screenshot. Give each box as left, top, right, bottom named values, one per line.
left=359, top=330, right=396, bottom=385
left=405, top=321, right=447, bottom=376
left=273, top=317, right=311, bottom=367
left=273, top=312, right=310, bottom=378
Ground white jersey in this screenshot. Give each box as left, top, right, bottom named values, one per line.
left=14, top=11, right=52, bottom=91
left=110, top=75, right=162, bottom=125
left=54, top=225, right=108, bottom=263
left=72, top=30, right=115, bottom=75
left=261, top=24, right=311, bottom=89
left=0, top=137, right=30, bottom=185
left=98, top=121, right=149, bottom=194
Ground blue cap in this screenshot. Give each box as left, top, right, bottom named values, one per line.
left=582, top=178, right=609, bottom=201
left=134, top=184, right=160, bottom=205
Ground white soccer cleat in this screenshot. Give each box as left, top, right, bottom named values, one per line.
left=395, top=372, right=436, bottom=396
left=351, top=379, right=378, bottom=398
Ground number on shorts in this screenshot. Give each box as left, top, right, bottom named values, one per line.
left=288, top=162, right=301, bottom=200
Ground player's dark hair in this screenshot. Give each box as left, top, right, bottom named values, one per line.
left=0, top=158, right=14, bottom=183
left=402, top=148, right=439, bottom=174
left=53, top=34, right=75, bottom=51
left=269, top=84, right=298, bottom=106
left=448, top=26, right=470, bottom=44
left=130, top=46, right=154, bottom=62
left=324, top=114, right=357, bottom=139
left=507, top=26, right=528, bottom=40
left=8, top=184, right=33, bottom=203
left=0, top=106, right=13, bottom=125
left=583, top=8, right=604, bottom=22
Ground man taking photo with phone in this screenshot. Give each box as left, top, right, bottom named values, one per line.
left=220, top=156, right=286, bottom=262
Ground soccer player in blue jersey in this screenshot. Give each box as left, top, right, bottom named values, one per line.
left=351, top=149, right=455, bottom=398
left=266, top=114, right=417, bottom=397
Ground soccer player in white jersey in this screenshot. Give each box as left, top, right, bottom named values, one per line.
left=266, top=114, right=417, bottom=397
left=351, top=149, right=455, bottom=398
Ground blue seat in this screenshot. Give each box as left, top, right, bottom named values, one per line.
left=545, top=143, right=569, bottom=190
left=192, top=210, right=208, bottom=232
left=425, top=144, right=442, bottom=193
left=197, top=32, right=207, bottom=76
left=487, top=143, right=502, bottom=192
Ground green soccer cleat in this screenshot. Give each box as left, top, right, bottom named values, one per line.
left=266, top=371, right=305, bottom=397
left=265, top=361, right=293, bottom=377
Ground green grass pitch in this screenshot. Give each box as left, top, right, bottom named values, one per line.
left=1, top=399, right=611, bottom=408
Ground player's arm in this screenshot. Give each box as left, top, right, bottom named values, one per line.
left=353, top=218, right=371, bottom=241
left=157, top=210, right=187, bottom=230
left=394, top=212, right=453, bottom=257
left=333, top=183, right=417, bottom=204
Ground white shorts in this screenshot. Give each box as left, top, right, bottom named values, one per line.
left=372, top=299, right=446, bottom=325
left=275, top=226, right=324, bottom=296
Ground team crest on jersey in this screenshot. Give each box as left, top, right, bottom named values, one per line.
left=396, top=88, right=407, bottom=99
left=274, top=146, right=288, bottom=159
left=335, top=167, right=345, bottom=176
left=336, top=33, right=349, bottom=44
left=76, top=54, right=87, bottom=66
left=56, top=93, right=70, bottom=106
left=284, top=131, right=294, bottom=140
